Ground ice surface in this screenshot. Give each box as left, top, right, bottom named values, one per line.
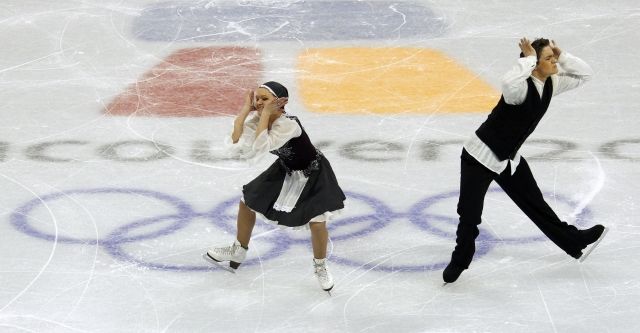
left=1, top=1, right=639, bottom=332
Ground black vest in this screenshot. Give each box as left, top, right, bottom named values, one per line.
left=475, top=77, right=553, bottom=160
left=269, top=116, right=318, bottom=172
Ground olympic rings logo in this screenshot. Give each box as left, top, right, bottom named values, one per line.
left=10, top=188, right=592, bottom=273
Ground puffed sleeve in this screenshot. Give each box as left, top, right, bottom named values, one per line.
left=501, top=55, right=537, bottom=105
left=224, top=114, right=260, bottom=159
left=551, top=52, right=593, bottom=96
left=252, top=116, right=302, bottom=155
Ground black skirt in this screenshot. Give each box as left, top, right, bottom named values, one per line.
left=242, top=155, right=346, bottom=228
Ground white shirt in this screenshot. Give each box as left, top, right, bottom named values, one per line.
left=226, top=114, right=302, bottom=160
left=463, top=52, right=593, bottom=175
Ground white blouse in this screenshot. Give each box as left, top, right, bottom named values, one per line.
left=226, top=114, right=302, bottom=160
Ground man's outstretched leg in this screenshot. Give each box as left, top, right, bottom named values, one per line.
left=495, top=158, right=607, bottom=260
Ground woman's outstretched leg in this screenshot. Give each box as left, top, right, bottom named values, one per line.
left=206, top=201, right=256, bottom=269
left=236, top=200, right=257, bottom=248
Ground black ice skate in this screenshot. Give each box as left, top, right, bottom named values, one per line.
left=579, top=225, right=608, bottom=263
left=442, top=262, right=466, bottom=284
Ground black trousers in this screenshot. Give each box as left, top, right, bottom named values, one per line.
left=451, top=149, right=588, bottom=268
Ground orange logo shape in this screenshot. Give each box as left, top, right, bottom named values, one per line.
left=297, top=48, right=498, bottom=114
left=106, top=47, right=262, bottom=117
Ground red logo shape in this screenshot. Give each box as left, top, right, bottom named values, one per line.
left=106, top=47, right=262, bottom=117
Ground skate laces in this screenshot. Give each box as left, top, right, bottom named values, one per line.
left=215, top=243, right=238, bottom=256
left=314, top=262, right=329, bottom=280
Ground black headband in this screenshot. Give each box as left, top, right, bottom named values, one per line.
left=259, top=81, right=289, bottom=98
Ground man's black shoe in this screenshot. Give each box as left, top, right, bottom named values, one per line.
left=443, top=262, right=466, bottom=283
left=579, top=225, right=608, bottom=262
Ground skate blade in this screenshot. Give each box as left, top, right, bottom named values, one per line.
left=202, top=253, right=237, bottom=274
left=320, top=285, right=334, bottom=295
left=579, top=227, right=609, bottom=263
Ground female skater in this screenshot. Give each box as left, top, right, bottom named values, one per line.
left=205, top=81, right=346, bottom=292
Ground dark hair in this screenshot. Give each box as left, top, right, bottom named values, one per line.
left=519, top=38, right=551, bottom=62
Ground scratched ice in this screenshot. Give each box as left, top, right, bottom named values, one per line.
left=1, top=1, right=639, bottom=332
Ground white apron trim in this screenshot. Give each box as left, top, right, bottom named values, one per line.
left=272, top=170, right=308, bottom=212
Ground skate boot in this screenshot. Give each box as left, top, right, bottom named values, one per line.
left=313, top=258, right=334, bottom=292
left=443, top=262, right=466, bottom=284
left=578, top=225, right=608, bottom=262
left=206, top=240, right=247, bottom=269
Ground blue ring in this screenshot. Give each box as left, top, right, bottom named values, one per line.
left=10, top=188, right=193, bottom=245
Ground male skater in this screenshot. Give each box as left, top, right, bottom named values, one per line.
left=443, top=37, right=607, bottom=283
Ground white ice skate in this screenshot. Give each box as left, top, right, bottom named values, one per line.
left=204, top=240, right=247, bottom=270
left=313, top=258, right=334, bottom=293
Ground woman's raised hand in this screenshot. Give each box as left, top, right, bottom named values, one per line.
left=262, top=97, right=288, bottom=116
left=243, top=90, right=256, bottom=112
